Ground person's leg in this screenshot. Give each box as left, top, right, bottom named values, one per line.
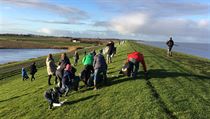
left=106, top=54, right=109, bottom=63
left=54, top=75, right=58, bottom=85
left=48, top=75, right=52, bottom=85
left=169, top=47, right=173, bottom=56
left=32, top=74, right=35, bottom=80
left=167, top=47, right=170, bottom=56
left=133, top=62, right=139, bottom=78
left=94, top=69, right=99, bottom=90
left=31, top=74, right=34, bottom=81
left=64, top=84, right=69, bottom=96
left=23, top=77, right=25, bottom=81
left=102, top=69, right=107, bottom=85
left=127, top=61, right=134, bottom=77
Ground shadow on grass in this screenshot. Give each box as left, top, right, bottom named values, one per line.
left=0, top=93, right=29, bottom=103
left=147, top=69, right=210, bottom=80
left=65, top=94, right=100, bottom=105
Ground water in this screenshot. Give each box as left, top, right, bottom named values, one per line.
left=138, top=41, right=210, bottom=59
left=0, top=49, right=66, bottom=64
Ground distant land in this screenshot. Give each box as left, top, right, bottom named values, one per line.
left=0, top=34, right=120, bottom=49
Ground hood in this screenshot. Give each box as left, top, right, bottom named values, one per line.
left=64, top=64, right=71, bottom=71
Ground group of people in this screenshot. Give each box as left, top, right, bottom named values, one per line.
left=44, top=48, right=110, bottom=109
left=21, top=38, right=174, bottom=109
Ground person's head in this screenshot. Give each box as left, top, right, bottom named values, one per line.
left=48, top=54, right=52, bottom=59
left=61, top=53, right=66, bottom=60
left=64, top=64, right=71, bottom=71
left=32, top=62, right=35, bottom=65
left=170, top=37, right=172, bottom=40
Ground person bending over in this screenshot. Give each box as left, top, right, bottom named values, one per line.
left=44, top=87, right=64, bottom=109
left=127, top=51, right=147, bottom=78
left=82, top=53, right=94, bottom=86
left=93, top=49, right=107, bottom=90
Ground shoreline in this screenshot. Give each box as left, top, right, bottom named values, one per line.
left=137, top=41, right=210, bottom=60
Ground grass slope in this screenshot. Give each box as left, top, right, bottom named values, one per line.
left=0, top=41, right=210, bottom=119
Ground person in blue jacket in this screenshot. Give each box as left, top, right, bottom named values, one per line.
left=22, top=67, right=29, bottom=81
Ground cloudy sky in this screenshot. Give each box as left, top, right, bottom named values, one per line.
left=0, top=0, right=209, bottom=43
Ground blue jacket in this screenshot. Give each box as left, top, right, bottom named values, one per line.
left=62, top=70, right=73, bottom=85
left=22, top=68, right=28, bottom=77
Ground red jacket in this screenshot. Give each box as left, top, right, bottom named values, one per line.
left=127, top=52, right=147, bottom=72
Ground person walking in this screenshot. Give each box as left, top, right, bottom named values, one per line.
left=22, top=67, right=29, bottom=81
left=30, top=62, right=37, bottom=81
left=166, top=37, right=174, bottom=56
left=46, top=54, right=57, bottom=85
left=106, top=41, right=115, bottom=63
left=73, top=51, right=79, bottom=66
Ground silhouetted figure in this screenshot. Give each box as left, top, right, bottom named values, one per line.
left=166, top=37, right=174, bottom=56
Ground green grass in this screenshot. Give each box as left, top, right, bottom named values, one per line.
left=0, top=41, right=210, bottom=119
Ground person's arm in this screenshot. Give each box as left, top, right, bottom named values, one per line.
left=82, top=56, right=86, bottom=65
left=93, top=56, right=96, bottom=68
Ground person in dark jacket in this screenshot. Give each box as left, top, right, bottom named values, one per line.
left=44, top=87, right=63, bottom=109
left=61, top=53, right=70, bottom=65
left=55, top=53, right=70, bottom=87
left=62, top=64, right=74, bottom=96
left=106, top=41, right=115, bottom=63
left=93, top=49, right=107, bottom=90
left=73, top=51, right=79, bottom=66
left=166, top=37, right=174, bottom=56
left=22, top=67, right=29, bottom=81
left=30, top=62, right=37, bottom=81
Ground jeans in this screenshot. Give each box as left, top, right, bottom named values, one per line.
left=94, top=68, right=107, bottom=86
left=128, top=61, right=139, bottom=78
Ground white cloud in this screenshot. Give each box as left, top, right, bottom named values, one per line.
left=110, top=13, right=149, bottom=34
left=0, top=0, right=89, bottom=22
left=37, top=28, right=51, bottom=34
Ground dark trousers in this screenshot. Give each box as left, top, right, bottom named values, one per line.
left=48, top=75, right=58, bottom=85
left=31, top=74, right=35, bottom=81
left=128, top=61, right=139, bottom=78
left=84, top=65, right=94, bottom=83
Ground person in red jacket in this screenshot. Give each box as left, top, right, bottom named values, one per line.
left=127, top=51, right=147, bottom=78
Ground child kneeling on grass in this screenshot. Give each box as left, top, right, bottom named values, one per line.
left=62, top=64, right=79, bottom=96
left=44, top=87, right=66, bottom=109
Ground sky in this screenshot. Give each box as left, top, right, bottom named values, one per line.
left=0, top=0, right=209, bottom=43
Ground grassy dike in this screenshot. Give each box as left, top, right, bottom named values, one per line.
left=0, top=41, right=210, bottom=119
